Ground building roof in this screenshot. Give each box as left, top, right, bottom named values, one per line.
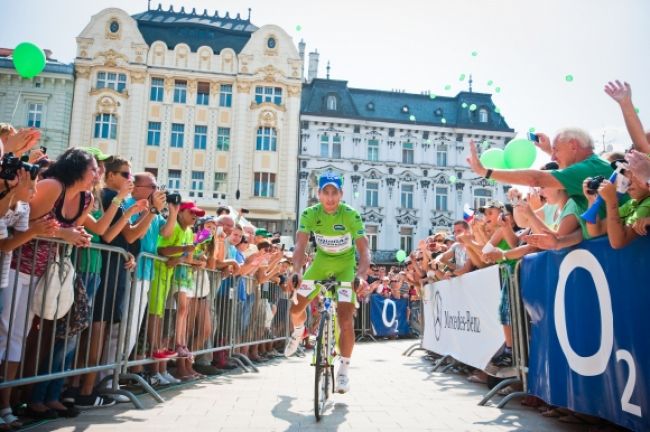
left=0, top=50, right=73, bottom=75
left=301, top=78, right=513, bottom=132
left=132, top=4, right=258, bottom=54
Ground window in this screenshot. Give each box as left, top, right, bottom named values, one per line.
left=255, top=86, right=283, bottom=105
left=219, top=84, right=232, bottom=107
left=256, top=127, right=277, bottom=151
left=332, top=135, right=341, bottom=159
left=436, top=146, right=448, bottom=167
left=173, top=80, right=187, bottom=103
left=320, top=134, right=329, bottom=158
left=400, top=227, right=413, bottom=255
left=93, top=113, right=117, bottom=139
left=366, top=182, right=379, bottom=207
left=27, top=103, right=43, bottom=128
left=366, top=225, right=378, bottom=251
left=401, top=185, right=414, bottom=209
left=194, top=125, right=207, bottom=150
left=326, top=95, right=337, bottom=111
left=474, top=188, right=492, bottom=210
left=150, top=77, right=164, bottom=101
left=402, top=141, right=414, bottom=164
left=479, top=108, right=488, bottom=123
left=254, top=172, right=276, bottom=197
left=353, top=125, right=361, bottom=134
left=147, top=121, right=161, bottom=146
left=167, top=170, right=181, bottom=190
left=214, top=172, right=227, bottom=192
left=191, top=171, right=204, bottom=197
left=216, top=127, right=230, bottom=151
left=435, top=186, right=448, bottom=211
left=97, top=71, right=127, bottom=93
left=367, top=139, right=379, bottom=161
left=170, top=123, right=184, bottom=148
left=196, top=82, right=210, bottom=105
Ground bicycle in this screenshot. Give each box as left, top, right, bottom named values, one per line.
left=300, top=276, right=358, bottom=421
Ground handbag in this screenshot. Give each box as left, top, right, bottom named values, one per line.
left=55, top=274, right=90, bottom=338
left=31, top=254, right=75, bottom=320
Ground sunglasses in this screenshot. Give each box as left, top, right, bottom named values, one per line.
left=115, top=171, right=132, bottom=179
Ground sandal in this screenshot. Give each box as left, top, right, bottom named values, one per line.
left=1, top=413, right=22, bottom=428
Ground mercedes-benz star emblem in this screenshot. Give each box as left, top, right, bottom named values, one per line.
left=433, top=290, right=442, bottom=341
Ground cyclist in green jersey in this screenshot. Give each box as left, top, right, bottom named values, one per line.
left=285, top=172, right=370, bottom=393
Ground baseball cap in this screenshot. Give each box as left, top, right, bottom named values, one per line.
left=255, top=228, right=272, bottom=238
left=478, top=199, right=505, bottom=213
left=318, top=171, right=343, bottom=191
left=179, top=201, right=205, bottom=217
left=80, top=147, right=111, bottom=161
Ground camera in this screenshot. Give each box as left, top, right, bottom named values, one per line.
left=586, top=176, right=606, bottom=195
left=165, top=191, right=182, bottom=205
left=271, top=237, right=281, bottom=244
left=0, top=152, right=39, bottom=181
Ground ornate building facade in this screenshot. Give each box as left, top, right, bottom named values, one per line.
left=70, top=5, right=302, bottom=233
left=299, top=78, right=516, bottom=263
left=0, top=49, right=74, bottom=158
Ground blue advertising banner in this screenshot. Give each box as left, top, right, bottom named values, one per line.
left=521, top=236, right=650, bottom=432
left=369, top=294, right=410, bottom=337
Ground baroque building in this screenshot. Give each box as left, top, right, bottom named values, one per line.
left=70, top=4, right=302, bottom=234
left=299, top=75, right=515, bottom=263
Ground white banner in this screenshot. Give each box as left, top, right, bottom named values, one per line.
left=422, top=265, right=504, bottom=370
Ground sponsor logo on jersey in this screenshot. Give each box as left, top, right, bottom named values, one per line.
left=333, top=224, right=346, bottom=231
left=314, top=233, right=353, bottom=254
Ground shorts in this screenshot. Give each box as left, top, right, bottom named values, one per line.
left=93, top=253, right=128, bottom=323
left=303, top=253, right=356, bottom=283
left=148, top=262, right=174, bottom=317
left=295, top=279, right=357, bottom=305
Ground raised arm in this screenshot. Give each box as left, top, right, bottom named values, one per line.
left=605, top=81, right=650, bottom=154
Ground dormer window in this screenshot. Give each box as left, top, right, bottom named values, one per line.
left=401, top=105, right=409, bottom=113
left=434, top=108, right=443, bottom=117
left=479, top=108, right=488, bottom=123
left=326, top=94, right=337, bottom=111
left=366, top=101, right=375, bottom=111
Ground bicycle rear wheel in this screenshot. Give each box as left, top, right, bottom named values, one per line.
left=314, top=314, right=330, bottom=421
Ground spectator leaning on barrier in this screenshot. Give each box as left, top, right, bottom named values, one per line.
left=626, top=150, right=650, bottom=191
left=468, top=129, right=616, bottom=251
left=434, top=221, right=474, bottom=279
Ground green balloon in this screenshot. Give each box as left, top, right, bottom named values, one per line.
left=495, top=86, right=501, bottom=93
left=449, top=175, right=457, bottom=183
left=494, top=107, right=501, bottom=113
left=479, top=148, right=507, bottom=169
left=429, top=94, right=437, bottom=99
left=12, top=42, right=46, bottom=79
left=459, top=73, right=466, bottom=81
left=503, top=138, right=537, bottom=169
left=481, top=140, right=490, bottom=149
left=471, top=51, right=478, bottom=57
left=529, top=127, right=536, bottom=133
left=461, top=102, right=468, bottom=108
left=441, top=118, right=447, bottom=124
left=444, top=84, right=452, bottom=91
left=469, top=103, right=477, bottom=111
left=409, top=114, right=416, bottom=121
left=635, top=107, right=640, bottom=114
left=395, top=250, right=407, bottom=262
left=487, top=80, right=494, bottom=86
left=565, top=74, right=574, bottom=82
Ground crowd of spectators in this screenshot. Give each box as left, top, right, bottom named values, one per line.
left=0, top=123, right=300, bottom=427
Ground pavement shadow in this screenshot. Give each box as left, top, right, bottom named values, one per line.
left=272, top=394, right=349, bottom=431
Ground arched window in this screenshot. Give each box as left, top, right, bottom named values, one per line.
left=326, top=94, right=337, bottom=111
left=479, top=108, right=488, bottom=123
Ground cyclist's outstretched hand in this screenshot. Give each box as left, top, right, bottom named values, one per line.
left=354, top=277, right=370, bottom=299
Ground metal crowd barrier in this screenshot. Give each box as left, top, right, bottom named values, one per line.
left=353, top=299, right=376, bottom=342
left=0, top=241, right=295, bottom=410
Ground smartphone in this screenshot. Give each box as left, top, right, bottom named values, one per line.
left=281, top=243, right=285, bottom=251
left=527, top=132, right=539, bottom=142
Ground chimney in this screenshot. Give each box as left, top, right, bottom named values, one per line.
left=298, top=39, right=306, bottom=81
left=307, top=50, right=319, bottom=83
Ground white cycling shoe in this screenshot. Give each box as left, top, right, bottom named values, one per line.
left=336, top=374, right=350, bottom=394
left=283, top=328, right=304, bottom=357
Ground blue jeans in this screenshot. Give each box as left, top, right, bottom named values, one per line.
left=31, top=274, right=101, bottom=403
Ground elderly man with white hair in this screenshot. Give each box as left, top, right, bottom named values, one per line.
left=467, top=128, right=616, bottom=249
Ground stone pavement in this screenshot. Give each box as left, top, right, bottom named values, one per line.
left=30, top=340, right=588, bottom=432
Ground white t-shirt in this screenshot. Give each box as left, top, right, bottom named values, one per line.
left=0, top=201, right=30, bottom=289
left=450, top=243, right=469, bottom=269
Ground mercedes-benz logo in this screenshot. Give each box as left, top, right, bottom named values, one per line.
left=433, top=290, right=443, bottom=341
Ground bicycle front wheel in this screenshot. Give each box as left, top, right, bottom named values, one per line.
left=314, top=313, right=330, bottom=421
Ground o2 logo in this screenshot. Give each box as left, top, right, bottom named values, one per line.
left=382, top=299, right=398, bottom=331
left=554, top=250, right=642, bottom=417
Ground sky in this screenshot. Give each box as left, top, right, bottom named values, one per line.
left=3, top=0, right=650, bottom=163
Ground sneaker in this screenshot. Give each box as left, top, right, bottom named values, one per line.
left=153, top=349, right=177, bottom=360
left=336, top=374, right=350, bottom=394
left=193, top=364, right=224, bottom=376
left=74, top=394, right=116, bottom=409
left=61, top=386, right=80, bottom=404
left=284, top=328, right=305, bottom=357
left=152, top=372, right=170, bottom=386
left=106, top=393, right=130, bottom=403
left=161, top=371, right=181, bottom=384
left=492, top=351, right=513, bottom=368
